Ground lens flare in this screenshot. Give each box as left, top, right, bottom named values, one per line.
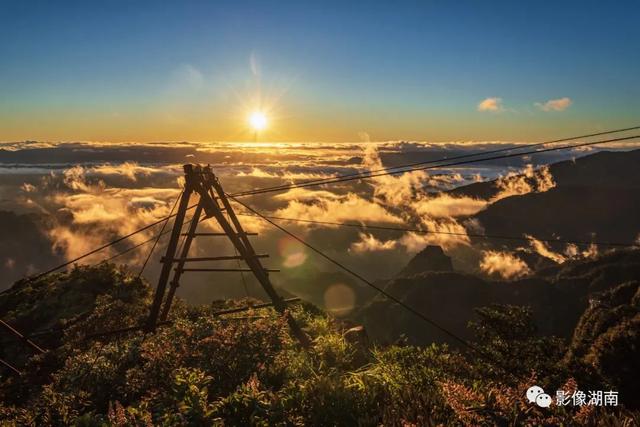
left=279, top=237, right=307, bottom=268
left=323, top=283, right=356, bottom=317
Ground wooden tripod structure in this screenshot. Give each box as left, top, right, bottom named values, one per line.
left=145, top=164, right=310, bottom=348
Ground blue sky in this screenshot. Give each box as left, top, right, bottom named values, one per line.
left=1, top=0, right=639, bottom=142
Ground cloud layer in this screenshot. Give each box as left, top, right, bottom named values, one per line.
left=535, top=97, right=572, bottom=112
left=0, top=139, right=617, bottom=295
left=477, top=97, right=503, bottom=112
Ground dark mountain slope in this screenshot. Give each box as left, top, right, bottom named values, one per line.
left=357, top=249, right=640, bottom=346
left=565, top=280, right=640, bottom=402
left=0, top=211, right=63, bottom=291
left=476, top=186, right=639, bottom=244
left=457, top=149, right=640, bottom=245
left=452, top=149, right=640, bottom=200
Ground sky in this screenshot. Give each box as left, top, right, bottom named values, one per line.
left=1, top=0, right=639, bottom=143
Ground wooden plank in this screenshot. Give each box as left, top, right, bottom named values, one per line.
left=145, top=171, right=193, bottom=332
left=212, top=297, right=301, bottom=316
left=0, top=357, right=21, bottom=375
left=182, top=268, right=280, bottom=273
left=160, top=203, right=203, bottom=321
left=183, top=232, right=258, bottom=236
left=0, top=319, right=46, bottom=354
left=84, top=321, right=172, bottom=341
left=165, top=254, right=268, bottom=263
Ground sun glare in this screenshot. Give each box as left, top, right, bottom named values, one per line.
left=249, top=111, right=268, bottom=131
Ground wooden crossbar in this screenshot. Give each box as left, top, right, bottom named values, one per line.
left=181, top=268, right=280, bottom=273
left=0, top=319, right=46, bottom=354
left=212, top=297, right=301, bottom=316
left=164, top=254, right=268, bottom=263
left=0, top=357, right=21, bottom=375
left=83, top=321, right=172, bottom=341
left=182, top=232, right=258, bottom=237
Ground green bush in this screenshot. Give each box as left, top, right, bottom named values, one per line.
left=1, top=265, right=639, bottom=425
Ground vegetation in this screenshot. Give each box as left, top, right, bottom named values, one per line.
left=1, top=264, right=639, bottom=426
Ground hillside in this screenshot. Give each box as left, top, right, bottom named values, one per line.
left=0, top=211, right=63, bottom=291
left=357, top=249, right=640, bottom=346
left=1, top=264, right=639, bottom=424
left=1, top=149, right=640, bottom=424
left=454, top=149, right=640, bottom=246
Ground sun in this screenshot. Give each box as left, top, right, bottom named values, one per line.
left=248, top=111, right=268, bottom=131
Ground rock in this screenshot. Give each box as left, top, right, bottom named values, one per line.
left=344, top=325, right=371, bottom=367
left=344, top=325, right=369, bottom=347
left=397, top=245, right=453, bottom=277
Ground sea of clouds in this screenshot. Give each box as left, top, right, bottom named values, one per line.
left=0, top=140, right=626, bottom=309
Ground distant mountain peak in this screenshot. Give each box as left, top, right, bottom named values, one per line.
left=397, top=245, right=453, bottom=277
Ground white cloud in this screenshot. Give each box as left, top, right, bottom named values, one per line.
left=477, top=97, right=504, bottom=112
left=350, top=233, right=398, bottom=253
left=21, top=183, right=36, bottom=193
left=398, top=218, right=472, bottom=252
left=491, top=165, right=556, bottom=202
left=412, top=194, right=487, bottom=219
left=89, top=162, right=159, bottom=181
left=479, top=251, right=531, bottom=279
left=535, top=97, right=572, bottom=112
left=525, top=235, right=566, bottom=264
left=274, top=192, right=404, bottom=225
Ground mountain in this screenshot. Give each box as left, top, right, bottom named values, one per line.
left=0, top=211, right=64, bottom=291
left=455, top=149, right=640, bottom=246
left=357, top=249, right=640, bottom=346
left=565, top=280, right=640, bottom=401
left=0, top=264, right=151, bottom=366
left=396, top=245, right=453, bottom=278
left=1, top=264, right=639, bottom=423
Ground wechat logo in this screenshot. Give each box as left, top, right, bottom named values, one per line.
left=527, top=385, right=552, bottom=408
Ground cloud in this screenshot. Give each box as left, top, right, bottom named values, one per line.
left=564, top=243, right=599, bottom=260
left=24, top=166, right=184, bottom=263
left=398, top=219, right=471, bottom=252
left=350, top=233, right=398, bottom=253
left=176, top=64, right=205, bottom=90
left=274, top=192, right=404, bottom=225
left=47, top=226, right=110, bottom=263
left=477, top=97, right=504, bottom=112
left=358, top=131, right=371, bottom=143
left=63, top=166, right=96, bottom=192
left=479, top=250, right=531, bottom=279
left=21, top=183, right=36, bottom=193
left=236, top=167, right=335, bottom=181
left=89, top=162, right=159, bottom=181
left=275, top=188, right=344, bottom=202
left=492, top=165, right=556, bottom=202
left=535, top=97, right=572, bottom=112
left=362, top=144, right=430, bottom=205
left=425, top=173, right=466, bottom=190
left=236, top=167, right=276, bottom=179
left=1, top=139, right=612, bottom=291
left=412, top=194, right=487, bottom=219
left=525, top=235, right=566, bottom=264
